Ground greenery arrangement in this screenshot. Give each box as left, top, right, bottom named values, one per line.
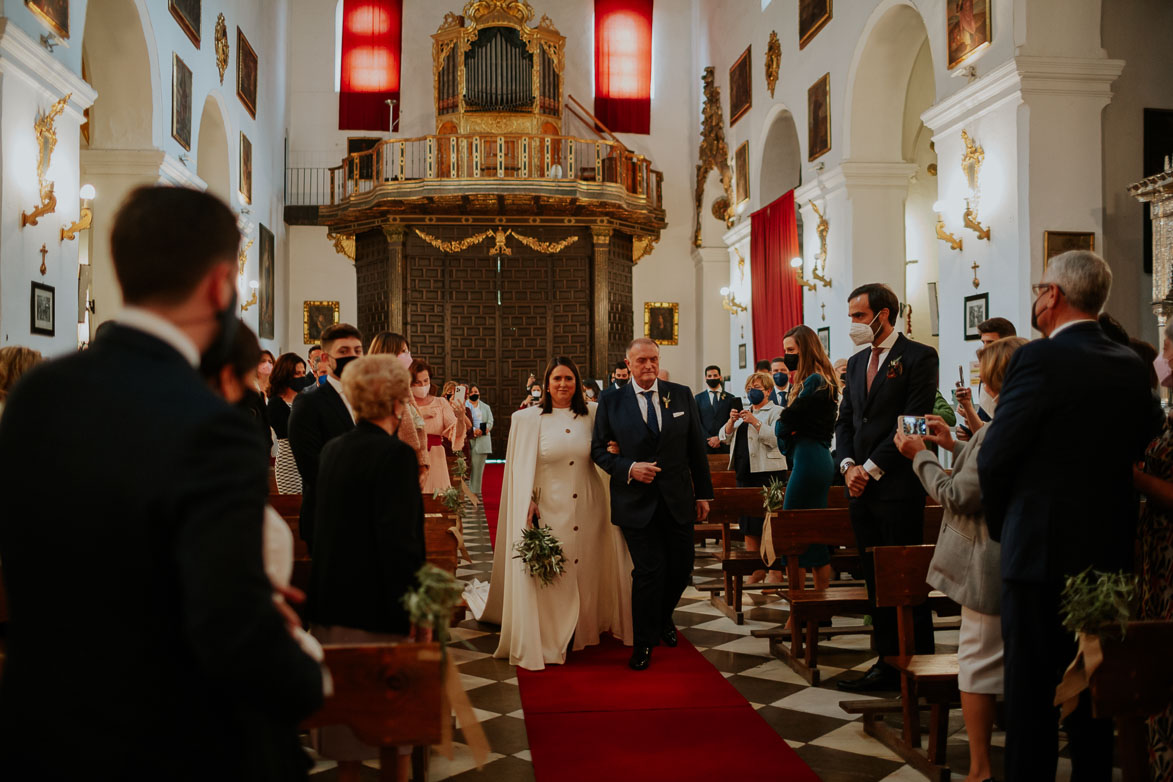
left=761, top=477, right=785, bottom=513
left=514, top=525, right=566, bottom=587
left=402, top=563, right=466, bottom=646
left=433, top=487, right=464, bottom=515
left=452, top=453, right=469, bottom=481
left=1060, top=568, right=1137, bottom=639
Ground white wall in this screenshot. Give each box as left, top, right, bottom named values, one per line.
left=284, top=225, right=355, bottom=352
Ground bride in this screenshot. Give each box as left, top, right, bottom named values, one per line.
left=481, top=356, right=633, bottom=670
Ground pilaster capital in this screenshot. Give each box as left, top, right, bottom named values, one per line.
left=382, top=224, right=406, bottom=243
left=590, top=225, right=613, bottom=245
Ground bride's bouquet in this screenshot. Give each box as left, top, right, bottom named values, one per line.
left=514, top=489, right=566, bottom=587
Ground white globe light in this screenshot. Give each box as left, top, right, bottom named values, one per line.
left=249, top=279, right=260, bottom=289
left=719, top=286, right=730, bottom=296
left=932, top=199, right=946, bottom=213
left=79, top=184, right=96, bottom=200
left=789, top=256, right=803, bottom=268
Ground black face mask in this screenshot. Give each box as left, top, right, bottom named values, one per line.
left=469, top=393, right=479, bottom=402
left=705, top=378, right=721, bottom=389
left=333, top=355, right=360, bottom=378
left=839, top=373, right=848, bottom=386
left=615, top=377, right=628, bottom=387
left=291, top=375, right=315, bottom=392
left=783, top=354, right=800, bottom=371
left=199, top=288, right=240, bottom=373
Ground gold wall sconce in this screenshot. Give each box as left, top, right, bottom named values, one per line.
left=240, top=279, right=260, bottom=312
left=809, top=202, right=833, bottom=288
left=719, top=286, right=748, bottom=314
left=961, top=130, right=990, bottom=241
left=61, top=184, right=95, bottom=241
left=734, top=246, right=746, bottom=281
left=963, top=203, right=991, bottom=241
left=932, top=200, right=964, bottom=251
left=22, top=94, right=69, bottom=228
left=789, top=257, right=817, bottom=292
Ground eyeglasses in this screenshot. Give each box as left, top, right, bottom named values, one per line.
left=1031, top=282, right=1065, bottom=297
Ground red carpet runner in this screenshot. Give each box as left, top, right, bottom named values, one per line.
left=517, top=635, right=819, bottom=781
left=481, top=462, right=504, bottom=549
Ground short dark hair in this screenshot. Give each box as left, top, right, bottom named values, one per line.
left=614, top=360, right=628, bottom=372
left=199, top=322, right=261, bottom=385
left=1097, top=313, right=1129, bottom=346
left=848, top=283, right=899, bottom=326
left=269, top=352, right=306, bottom=397
left=111, top=186, right=240, bottom=305
left=321, top=323, right=362, bottom=351
left=704, top=364, right=721, bottom=375
left=754, top=359, right=771, bottom=371
left=408, top=359, right=435, bottom=392
left=308, top=345, right=322, bottom=357
left=976, top=317, right=1016, bottom=339
left=770, top=356, right=785, bottom=366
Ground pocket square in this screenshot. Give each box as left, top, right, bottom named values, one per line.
left=673, top=411, right=685, bottom=418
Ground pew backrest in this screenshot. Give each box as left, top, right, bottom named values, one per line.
left=873, top=545, right=936, bottom=608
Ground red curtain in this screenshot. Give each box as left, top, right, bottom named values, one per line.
left=750, top=191, right=803, bottom=364
left=594, top=0, right=653, bottom=135
left=338, top=0, right=402, bottom=131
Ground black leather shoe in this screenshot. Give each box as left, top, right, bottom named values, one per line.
left=662, top=627, right=678, bottom=647
left=836, top=663, right=899, bottom=692
left=629, top=646, right=652, bottom=671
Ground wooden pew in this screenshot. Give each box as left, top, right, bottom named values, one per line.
left=269, top=494, right=312, bottom=601
left=423, top=495, right=470, bottom=565
left=842, top=545, right=960, bottom=782
left=710, top=470, right=737, bottom=488
left=702, top=487, right=770, bottom=623
left=707, top=453, right=729, bottom=474
left=302, top=642, right=445, bottom=782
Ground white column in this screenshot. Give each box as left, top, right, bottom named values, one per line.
left=718, top=219, right=751, bottom=390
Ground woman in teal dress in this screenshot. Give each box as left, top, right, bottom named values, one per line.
left=774, top=324, right=839, bottom=591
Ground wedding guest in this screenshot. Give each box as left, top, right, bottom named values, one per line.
left=0, top=346, right=43, bottom=419
left=367, top=332, right=428, bottom=483
left=411, top=360, right=464, bottom=492
left=268, top=353, right=310, bottom=494
left=257, top=349, right=275, bottom=399
left=768, top=357, right=789, bottom=406
left=466, top=385, right=494, bottom=494
left=519, top=380, right=544, bottom=409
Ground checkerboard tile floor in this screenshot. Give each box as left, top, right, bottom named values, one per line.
left=307, top=501, right=1103, bottom=781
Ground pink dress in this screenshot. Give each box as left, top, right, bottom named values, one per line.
left=419, top=396, right=465, bottom=493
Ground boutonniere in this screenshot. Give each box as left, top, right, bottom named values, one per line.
left=886, top=356, right=904, bottom=379
left=662, top=392, right=672, bottom=410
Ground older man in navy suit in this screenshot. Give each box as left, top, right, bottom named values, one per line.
left=978, top=251, right=1159, bottom=782
left=592, top=338, right=713, bottom=670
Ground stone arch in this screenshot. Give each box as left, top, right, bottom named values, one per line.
left=82, top=0, right=161, bottom=149
left=758, top=105, right=802, bottom=206
left=196, top=93, right=233, bottom=203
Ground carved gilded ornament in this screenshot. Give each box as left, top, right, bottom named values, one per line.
left=765, top=31, right=781, bottom=98
left=438, top=12, right=463, bottom=31
left=328, top=233, right=356, bottom=261
left=412, top=225, right=578, bottom=254
left=415, top=227, right=494, bottom=252
left=462, top=0, right=534, bottom=26
left=238, top=238, right=254, bottom=277
left=22, top=93, right=70, bottom=227
left=693, top=68, right=735, bottom=247
left=633, top=235, right=658, bottom=264
left=591, top=226, right=612, bottom=245
left=510, top=231, right=579, bottom=253
left=215, top=14, right=229, bottom=84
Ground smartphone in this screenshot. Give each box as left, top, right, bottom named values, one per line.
left=957, top=366, right=964, bottom=386
left=900, top=415, right=928, bottom=436
left=454, top=385, right=467, bottom=407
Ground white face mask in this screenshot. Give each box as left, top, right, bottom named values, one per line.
left=979, top=387, right=997, bottom=417
left=411, top=385, right=429, bottom=398
left=849, top=313, right=880, bottom=346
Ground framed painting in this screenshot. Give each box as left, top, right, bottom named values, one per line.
left=964, top=292, right=989, bottom=341
left=817, top=326, right=830, bottom=356
left=807, top=73, right=831, bottom=161
left=1043, top=231, right=1095, bottom=271
left=169, top=0, right=200, bottom=48
left=237, top=27, right=258, bottom=118
left=738, top=343, right=747, bottom=370
left=25, top=0, right=68, bottom=39
left=735, top=141, right=750, bottom=205
left=31, top=281, right=54, bottom=336
left=171, top=53, right=193, bottom=151
left=239, top=132, right=252, bottom=204
left=258, top=224, right=274, bottom=340
left=798, top=0, right=831, bottom=50
left=304, top=301, right=340, bottom=345
left=947, top=0, right=991, bottom=70
left=729, top=46, right=752, bottom=127
left=644, top=301, right=679, bottom=346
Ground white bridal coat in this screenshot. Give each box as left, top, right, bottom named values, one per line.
left=481, top=403, right=633, bottom=670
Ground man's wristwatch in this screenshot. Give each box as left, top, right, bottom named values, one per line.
left=840, top=461, right=854, bottom=475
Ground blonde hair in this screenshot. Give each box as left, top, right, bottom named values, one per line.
left=977, top=336, right=1028, bottom=395
left=0, top=346, right=43, bottom=401
left=341, top=355, right=410, bottom=421
left=745, top=371, right=773, bottom=393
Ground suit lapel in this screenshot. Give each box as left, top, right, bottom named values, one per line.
left=863, top=334, right=907, bottom=410
left=321, top=382, right=353, bottom=429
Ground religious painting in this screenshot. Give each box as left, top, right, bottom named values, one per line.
left=807, top=73, right=831, bottom=161
left=258, top=224, right=275, bottom=340
left=735, top=141, right=750, bottom=205
left=1043, top=231, right=1094, bottom=271
left=239, top=132, right=252, bottom=204
left=798, top=0, right=831, bottom=50
left=25, top=0, right=68, bottom=39
left=31, top=281, right=54, bottom=336
left=738, top=343, right=747, bottom=370
left=963, top=292, right=988, bottom=341
left=644, top=302, right=679, bottom=346
left=817, top=326, right=830, bottom=356
left=304, top=301, right=340, bottom=345
left=236, top=27, right=258, bottom=119
left=947, top=0, right=991, bottom=70
left=169, top=0, right=200, bottom=48
left=171, top=54, right=193, bottom=151
left=729, top=47, right=752, bottom=127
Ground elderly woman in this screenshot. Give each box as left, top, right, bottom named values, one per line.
left=894, top=336, right=1026, bottom=782
left=0, top=346, right=43, bottom=419
left=308, top=354, right=425, bottom=772
left=367, top=331, right=429, bottom=485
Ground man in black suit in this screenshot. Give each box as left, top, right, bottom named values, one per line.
left=600, top=360, right=630, bottom=397
left=695, top=364, right=743, bottom=453
left=978, top=252, right=1158, bottom=782
left=0, top=186, right=323, bottom=779
left=834, top=283, right=939, bottom=692
left=592, top=338, right=713, bottom=671
left=288, top=322, right=363, bottom=549
left=768, top=356, right=790, bottom=406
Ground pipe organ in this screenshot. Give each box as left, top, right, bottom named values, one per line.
left=433, top=0, right=564, bottom=135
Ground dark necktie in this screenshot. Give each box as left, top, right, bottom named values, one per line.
left=866, top=347, right=884, bottom=394
left=643, top=391, right=660, bottom=437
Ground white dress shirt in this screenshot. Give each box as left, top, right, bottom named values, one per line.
left=325, top=373, right=356, bottom=422
left=116, top=306, right=200, bottom=367
left=632, top=378, right=663, bottom=431
left=841, top=328, right=901, bottom=481
left=1048, top=318, right=1097, bottom=338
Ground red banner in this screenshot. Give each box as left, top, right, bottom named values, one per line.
left=750, top=191, right=804, bottom=364
left=338, top=0, right=402, bottom=131
left=593, top=0, right=653, bottom=135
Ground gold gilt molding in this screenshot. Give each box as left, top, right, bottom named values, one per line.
left=413, top=226, right=578, bottom=254
left=693, top=67, right=734, bottom=247
left=328, top=233, right=355, bottom=261
left=215, top=14, right=229, bottom=84
left=237, top=238, right=254, bottom=276
left=633, top=235, right=658, bottom=264
left=765, top=31, right=781, bottom=98
left=511, top=231, right=579, bottom=253
left=414, top=227, right=494, bottom=252
left=490, top=226, right=512, bottom=255
left=463, top=0, right=534, bottom=27
left=22, top=94, right=70, bottom=227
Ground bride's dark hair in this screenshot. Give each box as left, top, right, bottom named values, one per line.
left=539, top=356, right=590, bottom=417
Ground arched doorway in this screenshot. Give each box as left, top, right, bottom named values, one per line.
left=196, top=94, right=232, bottom=203
left=759, top=107, right=802, bottom=206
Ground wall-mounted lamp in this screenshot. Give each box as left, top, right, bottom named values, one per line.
left=719, top=286, right=748, bottom=314
left=385, top=99, right=400, bottom=133
left=789, top=256, right=817, bottom=292
left=61, top=183, right=95, bottom=242
left=932, top=200, right=963, bottom=251
left=808, top=202, right=832, bottom=288
left=240, top=279, right=260, bottom=312
left=961, top=130, right=990, bottom=241
left=963, top=202, right=991, bottom=241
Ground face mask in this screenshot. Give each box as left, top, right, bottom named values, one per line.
left=532, top=389, right=541, bottom=398
left=199, top=288, right=240, bottom=372
left=258, top=361, right=273, bottom=377
left=783, top=354, right=800, bottom=371
left=978, top=387, right=998, bottom=417
left=469, top=393, right=479, bottom=402
left=615, top=377, right=628, bottom=387
left=773, top=372, right=788, bottom=388
left=705, top=378, right=721, bottom=389
left=1156, top=356, right=1173, bottom=388
left=849, top=313, right=880, bottom=347
left=332, top=355, right=359, bottom=378
left=397, top=351, right=413, bottom=369
left=318, top=375, right=328, bottom=385
left=1031, top=291, right=1046, bottom=334
left=746, top=388, right=765, bottom=405
left=411, top=385, right=429, bottom=398
left=291, top=375, right=315, bottom=392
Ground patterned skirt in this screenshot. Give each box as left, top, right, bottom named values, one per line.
left=274, top=438, right=302, bottom=495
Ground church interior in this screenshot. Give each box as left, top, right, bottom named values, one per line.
left=1, top=0, right=1173, bottom=780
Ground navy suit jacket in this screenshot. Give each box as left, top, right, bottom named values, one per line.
left=695, top=387, right=743, bottom=447
left=288, top=381, right=354, bottom=548
left=977, top=322, right=1159, bottom=583
left=834, top=333, right=939, bottom=502
left=591, top=380, right=714, bottom=528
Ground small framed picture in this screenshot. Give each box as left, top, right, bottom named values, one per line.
left=169, top=0, right=201, bottom=48
left=236, top=27, right=258, bottom=119
left=963, top=292, right=989, bottom=341
left=817, top=326, right=830, bottom=356
left=799, top=0, right=832, bottom=50
left=729, top=46, right=752, bottom=126
left=303, top=300, right=340, bottom=345
left=171, top=53, right=193, bottom=151
left=735, top=141, right=750, bottom=204
left=1043, top=230, right=1095, bottom=271
left=644, top=301, right=679, bottom=346
left=25, top=0, right=68, bottom=39
left=738, top=343, right=747, bottom=370
left=807, top=73, right=831, bottom=161
left=927, top=281, right=940, bottom=337
left=947, top=0, right=991, bottom=70
left=239, top=132, right=252, bottom=204
left=31, top=281, right=54, bottom=336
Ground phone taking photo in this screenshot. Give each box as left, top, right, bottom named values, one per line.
left=900, top=415, right=928, bottom=436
